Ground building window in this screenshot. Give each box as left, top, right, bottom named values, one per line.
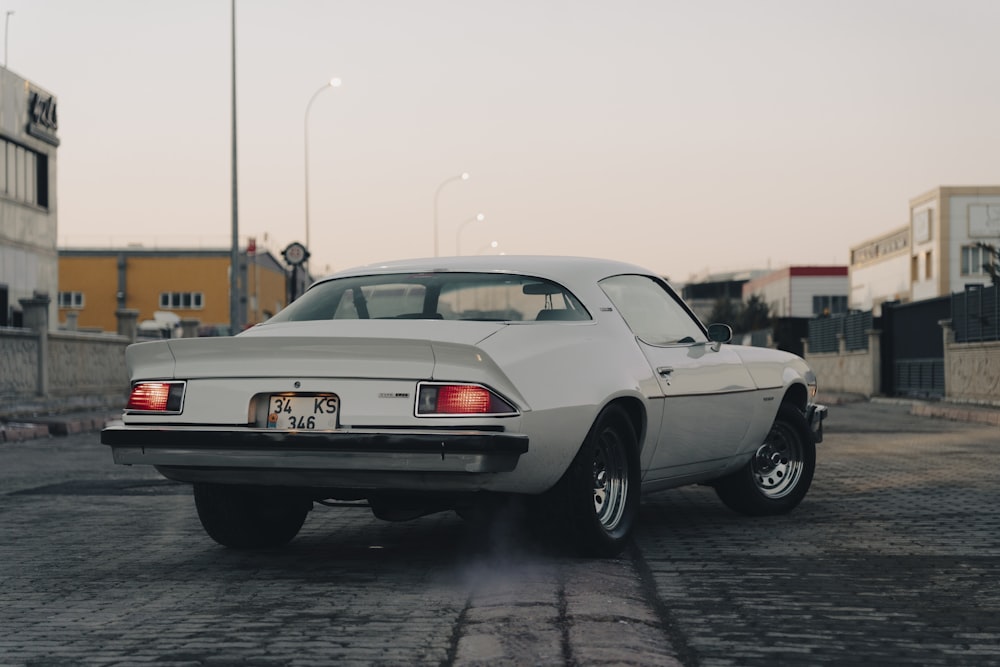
left=159, top=292, right=204, bottom=310
left=911, top=255, right=919, bottom=282
left=925, top=251, right=932, bottom=279
left=961, top=245, right=989, bottom=276
left=0, top=137, right=48, bottom=209
left=813, top=295, right=847, bottom=316
left=57, top=291, right=84, bottom=308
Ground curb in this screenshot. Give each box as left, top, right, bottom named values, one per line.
left=0, top=422, right=52, bottom=443
left=0, top=412, right=120, bottom=443
left=910, top=402, right=1000, bottom=426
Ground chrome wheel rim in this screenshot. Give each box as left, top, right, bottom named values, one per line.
left=751, top=422, right=803, bottom=499
left=592, top=428, right=629, bottom=531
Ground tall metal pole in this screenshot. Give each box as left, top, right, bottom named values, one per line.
left=304, top=78, right=341, bottom=263
left=433, top=172, right=469, bottom=257
left=4, top=11, right=14, bottom=68
left=455, top=213, right=485, bottom=255
left=229, top=0, right=241, bottom=334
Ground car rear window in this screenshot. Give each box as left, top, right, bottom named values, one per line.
left=266, top=272, right=591, bottom=323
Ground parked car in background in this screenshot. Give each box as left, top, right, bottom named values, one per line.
left=102, top=256, right=826, bottom=557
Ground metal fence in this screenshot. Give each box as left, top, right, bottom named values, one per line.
left=952, top=284, right=999, bottom=343
left=807, top=311, right=874, bottom=353
left=894, top=358, right=945, bottom=397
left=881, top=296, right=950, bottom=398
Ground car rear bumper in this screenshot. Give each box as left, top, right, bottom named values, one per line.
left=806, top=403, right=827, bottom=444
left=100, top=423, right=529, bottom=479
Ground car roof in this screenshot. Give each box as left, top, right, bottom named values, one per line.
left=316, top=255, right=659, bottom=287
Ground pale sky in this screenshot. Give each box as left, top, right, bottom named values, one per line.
left=8, top=0, right=1000, bottom=281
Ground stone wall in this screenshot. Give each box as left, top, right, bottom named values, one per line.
left=942, top=337, right=1000, bottom=407
left=0, top=328, right=129, bottom=402
left=0, top=330, right=41, bottom=397
left=804, top=331, right=881, bottom=398
left=1, top=294, right=131, bottom=407
left=47, top=332, right=130, bottom=398
left=804, top=350, right=880, bottom=397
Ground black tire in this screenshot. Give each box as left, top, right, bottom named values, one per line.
left=714, top=402, right=816, bottom=516
left=547, top=405, right=640, bottom=557
left=193, top=483, right=311, bottom=549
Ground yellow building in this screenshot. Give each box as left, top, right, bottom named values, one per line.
left=57, top=247, right=291, bottom=333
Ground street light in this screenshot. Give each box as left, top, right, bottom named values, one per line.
left=433, top=172, right=469, bottom=257
left=304, top=77, right=342, bottom=257
left=4, top=11, right=13, bottom=68
left=455, top=213, right=486, bottom=255
left=476, top=240, right=500, bottom=254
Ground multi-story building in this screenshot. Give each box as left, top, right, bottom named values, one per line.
left=849, top=186, right=1000, bottom=314
left=848, top=226, right=911, bottom=315
left=680, top=269, right=769, bottom=323
left=0, top=66, right=59, bottom=328
left=57, top=246, right=291, bottom=334
left=741, top=266, right=848, bottom=318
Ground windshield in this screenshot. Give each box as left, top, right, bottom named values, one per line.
left=266, top=272, right=591, bottom=323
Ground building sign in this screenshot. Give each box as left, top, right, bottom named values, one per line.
left=912, top=208, right=932, bottom=244
left=968, top=204, right=1000, bottom=238
left=26, top=90, right=59, bottom=146
left=851, top=229, right=909, bottom=265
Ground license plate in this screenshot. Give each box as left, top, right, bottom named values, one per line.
left=267, top=395, right=339, bottom=430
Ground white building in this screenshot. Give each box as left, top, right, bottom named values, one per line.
left=0, top=66, right=59, bottom=327
left=849, top=226, right=911, bottom=315
left=849, top=186, right=1000, bottom=314
left=741, top=266, right=848, bottom=318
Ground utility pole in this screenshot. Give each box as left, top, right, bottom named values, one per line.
left=229, top=0, right=241, bottom=334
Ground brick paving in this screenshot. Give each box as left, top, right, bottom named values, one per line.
left=634, top=401, right=1000, bottom=666
left=0, top=400, right=997, bottom=665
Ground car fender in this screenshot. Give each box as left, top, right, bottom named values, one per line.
left=476, top=322, right=660, bottom=491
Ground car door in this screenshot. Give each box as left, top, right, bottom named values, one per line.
left=599, top=274, right=758, bottom=481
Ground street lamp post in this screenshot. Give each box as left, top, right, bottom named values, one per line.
left=455, top=213, right=486, bottom=255
left=229, top=0, right=240, bottom=335
left=433, top=172, right=469, bottom=257
left=4, top=11, right=13, bottom=68
left=304, top=77, right=342, bottom=258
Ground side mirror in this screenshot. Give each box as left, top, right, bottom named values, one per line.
left=707, top=323, right=733, bottom=344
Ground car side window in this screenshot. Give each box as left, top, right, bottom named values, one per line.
left=599, top=274, right=706, bottom=345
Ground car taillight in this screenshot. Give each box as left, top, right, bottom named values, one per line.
left=416, top=383, right=517, bottom=416
left=126, top=381, right=185, bottom=413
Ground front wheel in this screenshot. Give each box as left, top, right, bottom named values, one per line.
left=193, top=483, right=311, bottom=548
left=546, top=405, right=640, bottom=557
left=714, top=403, right=816, bottom=516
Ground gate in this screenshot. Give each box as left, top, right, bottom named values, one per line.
left=880, top=296, right=950, bottom=397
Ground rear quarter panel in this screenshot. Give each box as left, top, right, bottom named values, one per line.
left=477, top=318, right=662, bottom=491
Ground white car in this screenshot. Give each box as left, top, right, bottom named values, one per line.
left=102, top=256, right=826, bottom=557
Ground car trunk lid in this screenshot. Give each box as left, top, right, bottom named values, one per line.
left=126, top=320, right=508, bottom=381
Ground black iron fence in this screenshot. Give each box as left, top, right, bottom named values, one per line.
left=807, top=311, right=874, bottom=353
left=880, top=296, right=949, bottom=398
left=952, top=284, right=999, bottom=343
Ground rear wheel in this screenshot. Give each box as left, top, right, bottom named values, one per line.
left=193, top=483, right=311, bottom=548
left=547, top=405, right=640, bottom=557
left=714, top=403, right=815, bottom=516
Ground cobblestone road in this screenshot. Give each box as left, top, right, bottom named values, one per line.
left=1, top=401, right=997, bottom=666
